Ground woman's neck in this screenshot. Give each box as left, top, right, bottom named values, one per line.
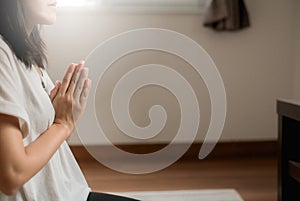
left=25, top=19, right=34, bottom=35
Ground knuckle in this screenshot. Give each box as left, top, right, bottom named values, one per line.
left=57, top=93, right=63, bottom=98
left=77, top=85, right=83, bottom=91
left=63, top=77, right=69, bottom=83
left=66, top=94, right=73, bottom=102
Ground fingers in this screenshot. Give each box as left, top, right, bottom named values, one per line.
left=59, top=63, right=77, bottom=95
left=59, top=61, right=85, bottom=96
left=66, top=61, right=85, bottom=96
left=54, top=60, right=91, bottom=106
left=80, top=79, right=92, bottom=105
left=74, top=67, right=89, bottom=101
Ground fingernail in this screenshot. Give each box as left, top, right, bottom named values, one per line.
left=83, top=67, right=89, bottom=75
left=68, top=64, right=75, bottom=72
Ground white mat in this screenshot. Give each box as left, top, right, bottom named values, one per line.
left=109, top=189, right=244, bottom=201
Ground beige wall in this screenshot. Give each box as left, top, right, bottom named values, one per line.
left=44, top=0, right=296, bottom=145
left=292, top=0, right=300, bottom=101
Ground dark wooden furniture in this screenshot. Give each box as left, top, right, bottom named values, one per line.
left=277, top=99, right=300, bottom=201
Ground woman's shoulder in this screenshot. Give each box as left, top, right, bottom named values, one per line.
left=0, top=35, right=14, bottom=57
left=0, top=35, right=21, bottom=71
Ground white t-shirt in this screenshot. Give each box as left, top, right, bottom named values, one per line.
left=0, top=36, right=91, bottom=201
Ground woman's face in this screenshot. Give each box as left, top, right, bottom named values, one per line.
left=22, top=0, right=57, bottom=27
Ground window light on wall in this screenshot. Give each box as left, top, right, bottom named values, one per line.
left=57, top=0, right=95, bottom=8
left=57, top=0, right=212, bottom=13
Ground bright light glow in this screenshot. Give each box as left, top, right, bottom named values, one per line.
left=56, top=0, right=211, bottom=13
left=57, top=0, right=96, bottom=7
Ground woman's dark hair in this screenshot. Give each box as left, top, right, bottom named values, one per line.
left=0, top=0, right=47, bottom=69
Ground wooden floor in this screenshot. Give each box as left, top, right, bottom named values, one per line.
left=77, top=155, right=277, bottom=201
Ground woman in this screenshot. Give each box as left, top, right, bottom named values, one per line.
left=0, top=0, right=138, bottom=200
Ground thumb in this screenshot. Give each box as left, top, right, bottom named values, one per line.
left=50, top=81, right=61, bottom=101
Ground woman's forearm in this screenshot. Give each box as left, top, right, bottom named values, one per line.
left=23, top=123, right=71, bottom=176
left=0, top=119, right=71, bottom=195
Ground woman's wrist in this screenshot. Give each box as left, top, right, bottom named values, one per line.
left=52, top=122, right=73, bottom=139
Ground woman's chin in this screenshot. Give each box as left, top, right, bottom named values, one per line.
left=42, top=16, right=57, bottom=25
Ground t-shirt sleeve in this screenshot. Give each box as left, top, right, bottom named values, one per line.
left=0, top=47, right=30, bottom=138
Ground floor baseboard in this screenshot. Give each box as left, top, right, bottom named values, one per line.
left=70, top=141, right=278, bottom=162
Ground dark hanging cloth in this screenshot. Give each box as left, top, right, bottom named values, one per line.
left=203, top=0, right=250, bottom=31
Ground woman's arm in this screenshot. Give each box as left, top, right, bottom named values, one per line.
left=0, top=115, right=70, bottom=195
left=0, top=63, right=91, bottom=195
